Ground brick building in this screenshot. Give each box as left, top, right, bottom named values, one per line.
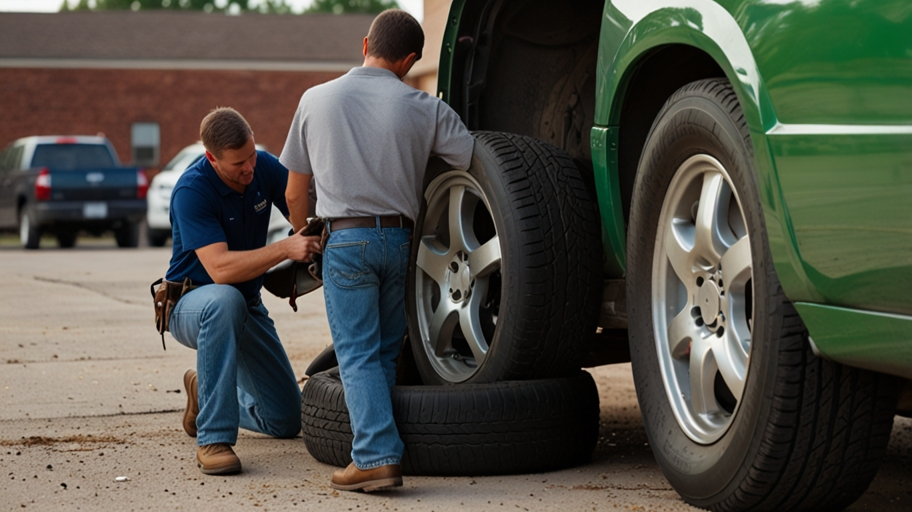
left=0, top=11, right=374, bottom=171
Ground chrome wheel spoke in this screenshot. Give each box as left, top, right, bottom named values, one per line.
left=468, top=235, right=501, bottom=279
left=459, top=279, right=490, bottom=366
left=721, top=236, right=751, bottom=286
left=689, top=336, right=718, bottom=416
left=448, top=185, right=470, bottom=253
left=665, top=220, right=696, bottom=285
left=428, top=301, right=458, bottom=357
left=668, top=308, right=697, bottom=359
left=693, top=172, right=729, bottom=265
left=713, top=333, right=746, bottom=401
left=416, top=239, right=450, bottom=286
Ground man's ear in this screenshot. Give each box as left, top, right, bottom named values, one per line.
left=394, top=52, right=419, bottom=79
left=204, top=150, right=218, bottom=167
left=362, top=37, right=369, bottom=58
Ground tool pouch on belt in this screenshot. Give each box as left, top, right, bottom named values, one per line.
left=150, top=277, right=197, bottom=350
left=262, top=217, right=327, bottom=312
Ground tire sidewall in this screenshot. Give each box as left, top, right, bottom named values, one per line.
left=627, top=86, right=780, bottom=501
left=407, top=137, right=518, bottom=385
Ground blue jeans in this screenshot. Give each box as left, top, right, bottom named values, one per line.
left=169, top=285, right=301, bottom=446
left=323, top=220, right=411, bottom=469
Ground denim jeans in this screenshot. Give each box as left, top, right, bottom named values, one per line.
left=169, top=284, right=301, bottom=446
left=323, top=220, right=411, bottom=469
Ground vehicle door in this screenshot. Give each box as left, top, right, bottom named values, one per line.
left=744, top=0, right=912, bottom=315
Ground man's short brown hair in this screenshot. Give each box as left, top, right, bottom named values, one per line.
left=366, top=9, right=424, bottom=62
left=200, top=107, right=253, bottom=158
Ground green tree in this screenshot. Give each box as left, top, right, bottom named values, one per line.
left=59, top=0, right=297, bottom=14
left=304, top=0, right=399, bottom=15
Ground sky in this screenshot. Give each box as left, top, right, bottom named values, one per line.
left=0, top=0, right=423, bottom=21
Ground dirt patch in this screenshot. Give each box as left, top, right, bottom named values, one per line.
left=0, top=434, right=123, bottom=447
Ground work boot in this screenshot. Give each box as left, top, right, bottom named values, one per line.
left=331, top=462, right=402, bottom=492
left=182, top=369, right=199, bottom=437
left=196, top=444, right=242, bottom=475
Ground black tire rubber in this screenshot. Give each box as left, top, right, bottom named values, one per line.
left=147, top=228, right=169, bottom=247
left=56, top=231, right=77, bottom=249
left=407, top=132, right=602, bottom=384
left=301, top=367, right=600, bottom=476
left=626, top=78, right=899, bottom=512
left=18, top=206, right=40, bottom=250
left=115, top=221, right=140, bottom=248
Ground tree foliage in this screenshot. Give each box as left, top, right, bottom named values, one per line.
left=304, top=0, right=400, bottom=15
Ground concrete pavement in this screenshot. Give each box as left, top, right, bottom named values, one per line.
left=1, top=245, right=909, bottom=511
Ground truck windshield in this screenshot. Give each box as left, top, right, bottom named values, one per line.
left=32, top=144, right=116, bottom=170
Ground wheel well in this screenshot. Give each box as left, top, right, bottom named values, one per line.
left=452, top=0, right=604, bottom=171
left=615, top=45, right=725, bottom=221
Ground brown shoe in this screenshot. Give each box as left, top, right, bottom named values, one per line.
left=196, top=444, right=242, bottom=475
left=331, top=462, right=402, bottom=492
left=182, top=369, right=199, bottom=437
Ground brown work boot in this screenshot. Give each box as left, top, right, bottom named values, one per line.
left=331, top=462, right=402, bottom=492
left=182, top=369, right=199, bottom=437
left=196, top=444, right=242, bottom=475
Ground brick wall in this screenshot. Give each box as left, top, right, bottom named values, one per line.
left=0, top=67, right=347, bottom=173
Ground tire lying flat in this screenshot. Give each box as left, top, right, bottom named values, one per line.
left=626, top=78, right=899, bottom=512
left=407, top=131, right=602, bottom=385
left=301, top=367, right=600, bottom=476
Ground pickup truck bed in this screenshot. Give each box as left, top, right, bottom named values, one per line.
left=0, top=136, right=147, bottom=248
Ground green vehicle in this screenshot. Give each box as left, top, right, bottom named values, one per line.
left=403, top=0, right=912, bottom=510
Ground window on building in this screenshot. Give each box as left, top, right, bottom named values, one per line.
left=131, top=122, right=160, bottom=167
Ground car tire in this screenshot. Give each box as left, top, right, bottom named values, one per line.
left=147, top=228, right=169, bottom=247
left=407, top=132, right=602, bottom=385
left=115, top=221, right=140, bottom=248
left=57, top=231, right=77, bottom=249
left=301, top=367, right=599, bottom=476
left=626, top=78, right=899, bottom=512
left=18, top=206, right=41, bottom=250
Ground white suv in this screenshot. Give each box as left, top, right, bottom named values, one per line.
left=146, top=143, right=292, bottom=247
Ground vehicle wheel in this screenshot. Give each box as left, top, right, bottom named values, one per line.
left=18, top=207, right=41, bottom=250
left=626, top=78, right=899, bottom=511
left=301, top=367, right=599, bottom=476
left=57, top=232, right=77, bottom=249
left=115, top=221, right=140, bottom=248
left=147, top=228, right=169, bottom=247
left=407, top=132, right=602, bottom=384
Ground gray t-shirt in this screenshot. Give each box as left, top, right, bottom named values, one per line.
left=279, top=66, right=475, bottom=221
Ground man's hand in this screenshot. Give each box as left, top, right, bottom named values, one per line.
left=282, top=227, right=323, bottom=262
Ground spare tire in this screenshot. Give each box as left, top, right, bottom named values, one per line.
left=407, top=131, right=602, bottom=385
left=301, top=367, right=599, bottom=476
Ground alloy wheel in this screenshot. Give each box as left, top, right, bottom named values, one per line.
left=652, top=154, right=754, bottom=444
left=413, top=171, right=503, bottom=383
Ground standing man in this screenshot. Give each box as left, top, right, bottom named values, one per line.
left=280, top=9, right=475, bottom=492
left=166, top=107, right=322, bottom=475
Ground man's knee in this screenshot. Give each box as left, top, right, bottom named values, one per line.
left=267, top=406, right=302, bottom=439
left=199, top=285, right=247, bottom=323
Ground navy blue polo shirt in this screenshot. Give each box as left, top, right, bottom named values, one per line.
left=165, top=150, right=289, bottom=303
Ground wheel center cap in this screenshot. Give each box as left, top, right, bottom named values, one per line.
left=698, top=280, right=722, bottom=325
left=448, top=255, right=472, bottom=304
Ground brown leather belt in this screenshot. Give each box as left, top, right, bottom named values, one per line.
left=329, top=215, right=414, bottom=232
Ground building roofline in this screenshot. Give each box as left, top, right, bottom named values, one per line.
left=0, top=58, right=359, bottom=72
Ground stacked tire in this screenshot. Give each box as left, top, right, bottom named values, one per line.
left=301, top=132, right=605, bottom=476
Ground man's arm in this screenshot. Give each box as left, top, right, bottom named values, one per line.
left=286, top=172, right=311, bottom=232
left=195, top=231, right=321, bottom=285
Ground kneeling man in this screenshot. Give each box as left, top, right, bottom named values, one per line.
left=165, top=107, right=321, bottom=475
